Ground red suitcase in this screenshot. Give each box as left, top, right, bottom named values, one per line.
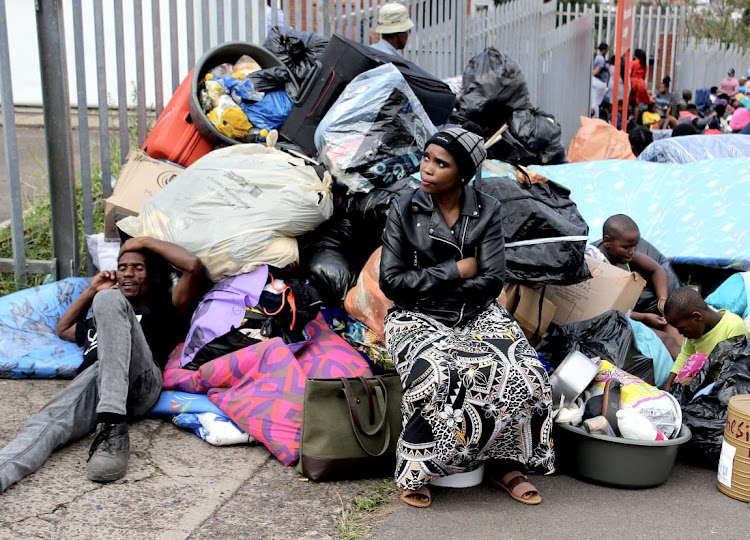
left=141, top=68, right=214, bottom=167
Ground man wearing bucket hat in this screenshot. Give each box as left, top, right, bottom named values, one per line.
left=371, top=2, right=414, bottom=57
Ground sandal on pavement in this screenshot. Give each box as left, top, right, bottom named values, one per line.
left=400, top=485, right=432, bottom=508
left=491, top=471, right=542, bottom=505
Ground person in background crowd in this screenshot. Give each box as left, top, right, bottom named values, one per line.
left=671, top=122, right=700, bottom=137
left=718, top=68, right=740, bottom=98
left=629, top=49, right=652, bottom=107
left=681, top=89, right=693, bottom=107
left=628, top=125, right=653, bottom=156
left=641, top=102, right=661, bottom=129
left=709, top=86, right=719, bottom=104
left=370, top=2, right=414, bottom=57
left=591, top=42, right=610, bottom=116
left=652, top=76, right=674, bottom=117
left=380, top=127, right=554, bottom=509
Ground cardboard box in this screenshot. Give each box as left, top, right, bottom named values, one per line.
left=105, top=149, right=182, bottom=218
left=545, top=255, right=646, bottom=326
left=504, top=284, right=557, bottom=344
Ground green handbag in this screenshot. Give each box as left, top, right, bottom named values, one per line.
left=298, top=374, right=403, bottom=481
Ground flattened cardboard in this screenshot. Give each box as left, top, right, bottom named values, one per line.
left=545, top=255, right=647, bottom=326
left=504, top=284, right=557, bottom=344
left=105, top=149, right=182, bottom=218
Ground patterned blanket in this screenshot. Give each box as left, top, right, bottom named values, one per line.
left=163, top=314, right=372, bottom=465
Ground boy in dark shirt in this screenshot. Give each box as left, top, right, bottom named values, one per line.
left=594, top=215, right=682, bottom=358
left=0, top=237, right=203, bottom=491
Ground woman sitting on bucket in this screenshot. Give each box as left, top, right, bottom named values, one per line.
left=379, top=126, right=555, bottom=508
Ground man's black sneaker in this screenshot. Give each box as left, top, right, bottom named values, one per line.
left=87, top=422, right=129, bottom=483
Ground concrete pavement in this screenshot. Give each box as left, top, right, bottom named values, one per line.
left=0, top=376, right=746, bottom=539
left=0, top=378, right=382, bottom=539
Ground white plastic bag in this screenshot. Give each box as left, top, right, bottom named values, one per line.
left=314, top=63, right=436, bottom=194
left=118, top=144, right=333, bottom=281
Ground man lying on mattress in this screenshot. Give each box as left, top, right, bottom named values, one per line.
left=0, top=237, right=203, bottom=492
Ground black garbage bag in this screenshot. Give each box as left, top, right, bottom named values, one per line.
left=671, top=335, right=750, bottom=467
left=299, top=213, right=363, bottom=308
left=263, top=27, right=328, bottom=85
left=474, top=174, right=590, bottom=285
left=455, top=48, right=532, bottom=135
left=592, top=238, right=682, bottom=315
left=536, top=310, right=656, bottom=385
left=488, top=108, right=567, bottom=166
left=248, top=65, right=292, bottom=93
left=348, top=176, right=421, bottom=257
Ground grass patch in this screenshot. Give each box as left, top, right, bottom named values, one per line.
left=337, top=480, right=398, bottom=540
left=0, top=139, right=116, bottom=295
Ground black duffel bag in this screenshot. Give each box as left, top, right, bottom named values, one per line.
left=281, top=34, right=456, bottom=156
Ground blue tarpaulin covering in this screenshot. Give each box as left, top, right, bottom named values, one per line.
left=638, top=134, right=750, bottom=164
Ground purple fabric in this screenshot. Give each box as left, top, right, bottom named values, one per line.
left=180, top=266, right=269, bottom=367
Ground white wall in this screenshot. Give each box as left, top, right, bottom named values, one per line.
left=5, top=0, right=265, bottom=108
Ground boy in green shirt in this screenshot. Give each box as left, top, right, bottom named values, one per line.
left=663, top=286, right=749, bottom=390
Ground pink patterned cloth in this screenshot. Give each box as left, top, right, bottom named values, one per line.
left=163, top=314, right=372, bottom=465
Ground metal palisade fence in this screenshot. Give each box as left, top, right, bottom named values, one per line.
left=677, top=39, right=750, bottom=97
left=559, top=2, right=750, bottom=99
left=0, top=0, right=611, bottom=289
left=558, top=2, right=684, bottom=97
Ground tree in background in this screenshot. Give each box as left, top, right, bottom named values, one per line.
left=683, top=0, right=750, bottom=46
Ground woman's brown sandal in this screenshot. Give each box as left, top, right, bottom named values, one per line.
left=491, top=471, right=542, bottom=505
left=400, top=485, right=432, bottom=508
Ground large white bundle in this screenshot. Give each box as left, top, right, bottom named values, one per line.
left=118, top=144, right=333, bottom=281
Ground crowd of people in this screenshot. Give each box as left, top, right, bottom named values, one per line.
left=590, top=44, right=750, bottom=153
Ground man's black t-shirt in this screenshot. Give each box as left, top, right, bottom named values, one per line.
left=74, top=293, right=186, bottom=374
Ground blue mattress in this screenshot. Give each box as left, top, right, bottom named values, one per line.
left=0, top=278, right=90, bottom=378
left=523, top=158, right=750, bottom=270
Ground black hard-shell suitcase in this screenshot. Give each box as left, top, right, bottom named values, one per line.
left=280, top=34, right=456, bottom=156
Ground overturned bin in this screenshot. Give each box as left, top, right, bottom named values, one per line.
left=189, top=41, right=284, bottom=146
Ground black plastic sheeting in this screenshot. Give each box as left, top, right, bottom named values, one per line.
left=253, top=28, right=328, bottom=98
left=671, top=335, right=750, bottom=467
left=487, top=108, right=567, bottom=166
left=263, top=28, right=328, bottom=85
left=454, top=48, right=531, bottom=135
left=299, top=212, right=362, bottom=308
left=474, top=175, right=590, bottom=285
left=348, top=176, right=422, bottom=257
left=299, top=177, right=422, bottom=307
left=536, top=310, right=656, bottom=385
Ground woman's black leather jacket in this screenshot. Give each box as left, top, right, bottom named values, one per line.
left=379, top=184, right=506, bottom=327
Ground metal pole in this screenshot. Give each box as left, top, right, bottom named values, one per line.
left=35, top=0, right=79, bottom=279
left=0, top=0, right=26, bottom=286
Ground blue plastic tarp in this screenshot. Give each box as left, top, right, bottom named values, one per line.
left=638, top=134, right=750, bottom=164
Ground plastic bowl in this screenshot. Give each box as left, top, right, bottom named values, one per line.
left=431, top=464, right=485, bottom=488
left=189, top=41, right=284, bottom=147
left=554, top=422, right=692, bottom=488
